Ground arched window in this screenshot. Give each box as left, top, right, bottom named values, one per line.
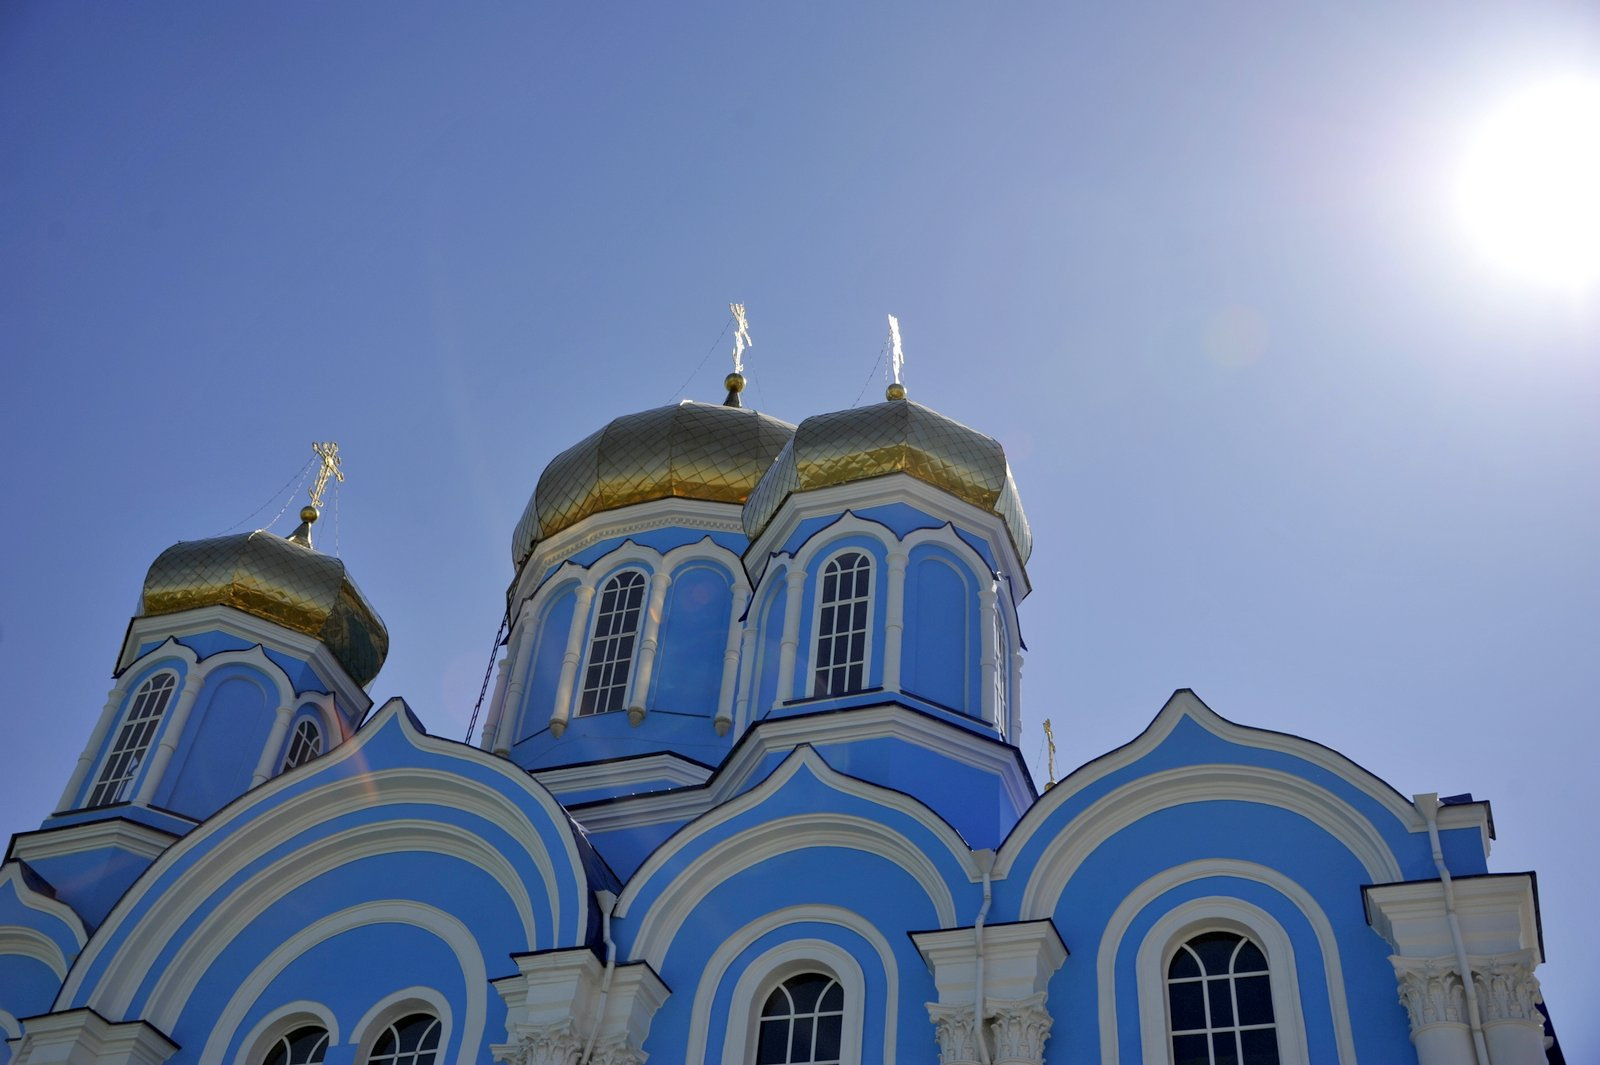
left=260, top=1025, right=329, bottom=1065
left=756, top=973, right=844, bottom=1065
left=366, top=1014, right=440, bottom=1065
left=813, top=552, right=871, bottom=697
left=1168, top=931, right=1279, bottom=1065
left=280, top=718, right=323, bottom=771
left=88, top=671, right=178, bottom=807
left=579, top=570, right=647, bottom=715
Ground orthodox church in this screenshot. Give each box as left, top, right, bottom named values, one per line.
left=0, top=362, right=1559, bottom=1065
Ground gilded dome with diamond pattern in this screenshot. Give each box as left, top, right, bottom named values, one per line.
left=513, top=400, right=796, bottom=565
left=140, top=530, right=389, bottom=686
left=742, top=398, right=1032, bottom=560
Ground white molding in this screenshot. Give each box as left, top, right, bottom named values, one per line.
left=683, top=905, right=895, bottom=1065
left=1130, top=896, right=1319, bottom=1065
left=62, top=700, right=588, bottom=1015
left=571, top=702, right=1033, bottom=833
left=744, top=474, right=1029, bottom=601
left=1094, top=859, right=1355, bottom=1065
left=1017, top=763, right=1404, bottom=921
left=804, top=544, right=879, bottom=700
left=349, top=982, right=458, bottom=1061
left=997, top=690, right=1452, bottom=883
left=227, top=999, right=340, bottom=1065
left=532, top=754, right=713, bottom=799
left=516, top=498, right=747, bottom=603
left=1365, top=873, right=1541, bottom=961
left=0, top=925, right=70, bottom=980
left=118, top=606, right=372, bottom=714
left=0, top=861, right=91, bottom=948
left=10, top=1008, right=177, bottom=1065
left=11, top=818, right=176, bottom=866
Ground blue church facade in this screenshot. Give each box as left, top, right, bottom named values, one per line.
left=1, top=377, right=1557, bottom=1065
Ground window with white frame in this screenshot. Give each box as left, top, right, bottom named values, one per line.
left=87, top=671, right=178, bottom=807
left=365, top=1013, right=440, bottom=1065
left=812, top=552, right=871, bottom=697
left=281, top=718, right=323, bottom=771
left=1167, top=930, right=1279, bottom=1065
left=756, top=972, right=844, bottom=1065
left=260, top=1025, right=329, bottom=1065
left=579, top=570, right=647, bottom=715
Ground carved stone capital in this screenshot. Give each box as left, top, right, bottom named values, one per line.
left=1392, top=956, right=1467, bottom=1033
left=1472, top=950, right=1542, bottom=1026
left=988, top=991, right=1052, bottom=1064
left=491, top=1020, right=585, bottom=1065
left=927, top=1002, right=982, bottom=1065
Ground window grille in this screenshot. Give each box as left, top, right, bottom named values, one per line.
left=87, top=672, right=177, bottom=807
left=579, top=571, right=647, bottom=715
left=813, top=552, right=871, bottom=697
left=281, top=718, right=323, bottom=771
left=1168, top=931, right=1279, bottom=1065
left=261, top=1025, right=329, bottom=1065
left=367, top=1014, right=440, bottom=1065
left=756, top=973, right=844, bottom=1065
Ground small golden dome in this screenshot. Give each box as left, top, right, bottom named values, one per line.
left=140, top=530, right=389, bottom=686
left=743, top=398, right=1032, bottom=560
left=513, top=400, right=796, bottom=565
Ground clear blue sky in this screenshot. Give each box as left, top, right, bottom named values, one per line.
left=3, top=2, right=1597, bottom=1053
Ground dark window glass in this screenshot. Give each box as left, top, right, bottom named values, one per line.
left=754, top=973, right=844, bottom=1064
left=1167, top=932, right=1278, bottom=1065
left=88, top=672, right=177, bottom=807
left=262, top=1026, right=329, bottom=1065
left=367, top=1014, right=440, bottom=1065
left=579, top=571, right=647, bottom=715
left=813, top=553, right=871, bottom=697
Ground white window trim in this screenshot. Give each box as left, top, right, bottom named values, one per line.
left=88, top=668, right=180, bottom=807
left=577, top=567, right=651, bottom=716
left=231, top=1000, right=339, bottom=1065
left=723, top=939, right=865, bottom=1065
left=349, top=986, right=452, bottom=1065
left=805, top=547, right=877, bottom=699
left=1134, top=897, right=1310, bottom=1065
left=280, top=715, right=325, bottom=772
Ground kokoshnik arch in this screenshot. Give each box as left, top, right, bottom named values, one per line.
left=0, top=367, right=1560, bottom=1064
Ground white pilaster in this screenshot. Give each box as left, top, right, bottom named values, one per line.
left=882, top=548, right=908, bottom=692
left=714, top=591, right=746, bottom=736
left=549, top=584, right=596, bottom=739
left=913, top=920, right=1067, bottom=1065
left=773, top=566, right=807, bottom=709
left=627, top=571, right=672, bottom=725
left=249, top=701, right=297, bottom=786
left=491, top=949, right=667, bottom=1065
left=978, top=581, right=999, bottom=726
left=731, top=625, right=759, bottom=732
left=132, top=670, right=205, bottom=804
left=59, top=678, right=133, bottom=812
left=483, top=654, right=513, bottom=755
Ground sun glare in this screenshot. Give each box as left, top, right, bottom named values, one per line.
left=1457, top=76, right=1600, bottom=289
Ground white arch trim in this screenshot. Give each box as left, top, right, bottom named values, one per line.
left=227, top=999, right=340, bottom=1065
left=64, top=707, right=586, bottom=1010
left=0, top=863, right=87, bottom=951
left=141, top=814, right=539, bottom=1029
left=0, top=926, right=69, bottom=981
left=1016, top=763, right=1403, bottom=920
left=714, top=933, right=874, bottom=1065
left=350, top=984, right=457, bottom=1060
left=683, top=904, right=895, bottom=1065
left=1095, top=860, right=1356, bottom=1065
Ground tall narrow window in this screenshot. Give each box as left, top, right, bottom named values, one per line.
left=261, top=1025, right=329, bottom=1065
left=813, top=552, right=871, bottom=697
left=366, top=1014, right=440, bottom=1065
left=579, top=570, right=647, bottom=715
left=281, top=718, right=323, bottom=771
left=88, top=672, right=177, bottom=807
left=1168, top=931, right=1279, bottom=1065
left=756, top=973, right=844, bottom=1065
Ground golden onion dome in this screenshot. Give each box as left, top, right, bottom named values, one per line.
left=140, top=529, right=389, bottom=686
left=513, top=400, right=796, bottom=565
left=743, top=397, right=1032, bottom=561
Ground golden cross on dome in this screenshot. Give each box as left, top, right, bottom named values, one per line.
left=885, top=314, right=907, bottom=400
left=308, top=441, right=344, bottom=509
left=730, top=302, right=752, bottom=375
left=1043, top=718, right=1058, bottom=788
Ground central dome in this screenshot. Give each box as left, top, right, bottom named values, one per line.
left=513, top=400, right=795, bottom=565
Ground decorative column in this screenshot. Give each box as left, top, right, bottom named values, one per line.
left=249, top=700, right=298, bottom=786
left=730, top=625, right=759, bottom=733
left=1366, top=873, right=1546, bottom=1065
left=882, top=548, right=908, bottom=692
left=713, top=590, right=747, bottom=736
left=491, top=948, right=668, bottom=1065
left=494, top=620, right=537, bottom=753
left=483, top=653, right=513, bottom=755
left=1009, top=648, right=1025, bottom=740
left=626, top=571, right=672, bottom=726
left=549, top=584, right=596, bottom=738
left=977, top=581, right=999, bottom=726
left=133, top=669, right=206, bottom=804
left=773, top=565, right=807, bottom=709
left=59, top=678, right=134, bottom=811
left=913, top=920, right=1067, bottom=1065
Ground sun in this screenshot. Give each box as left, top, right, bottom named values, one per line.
left=1457, top=76, right=1600, bottom=289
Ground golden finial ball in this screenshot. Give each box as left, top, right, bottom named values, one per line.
left=885, top=381, right=907, bottom=400
left=300, top=505, right=320, bottom=524
left=725, top=371, right=746, bottom=393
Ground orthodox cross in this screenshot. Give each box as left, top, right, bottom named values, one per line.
left=1043, top=718, right=1058, bottom=788
left=308, top=441, right=344, bottom=509
left=730, top=302, right=752, bottom=374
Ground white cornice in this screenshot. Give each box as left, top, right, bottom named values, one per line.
left=744, top=475, right=1030, bottom=600
left=569, top=702, right=1033, bottom=834
left=532, top=754, right=713, bottom=799
left=11, top=817, right=178, bottom=865
left=1364, top=873, right=1540, bottom=961
left=117, top=606, right=372, bottom=714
